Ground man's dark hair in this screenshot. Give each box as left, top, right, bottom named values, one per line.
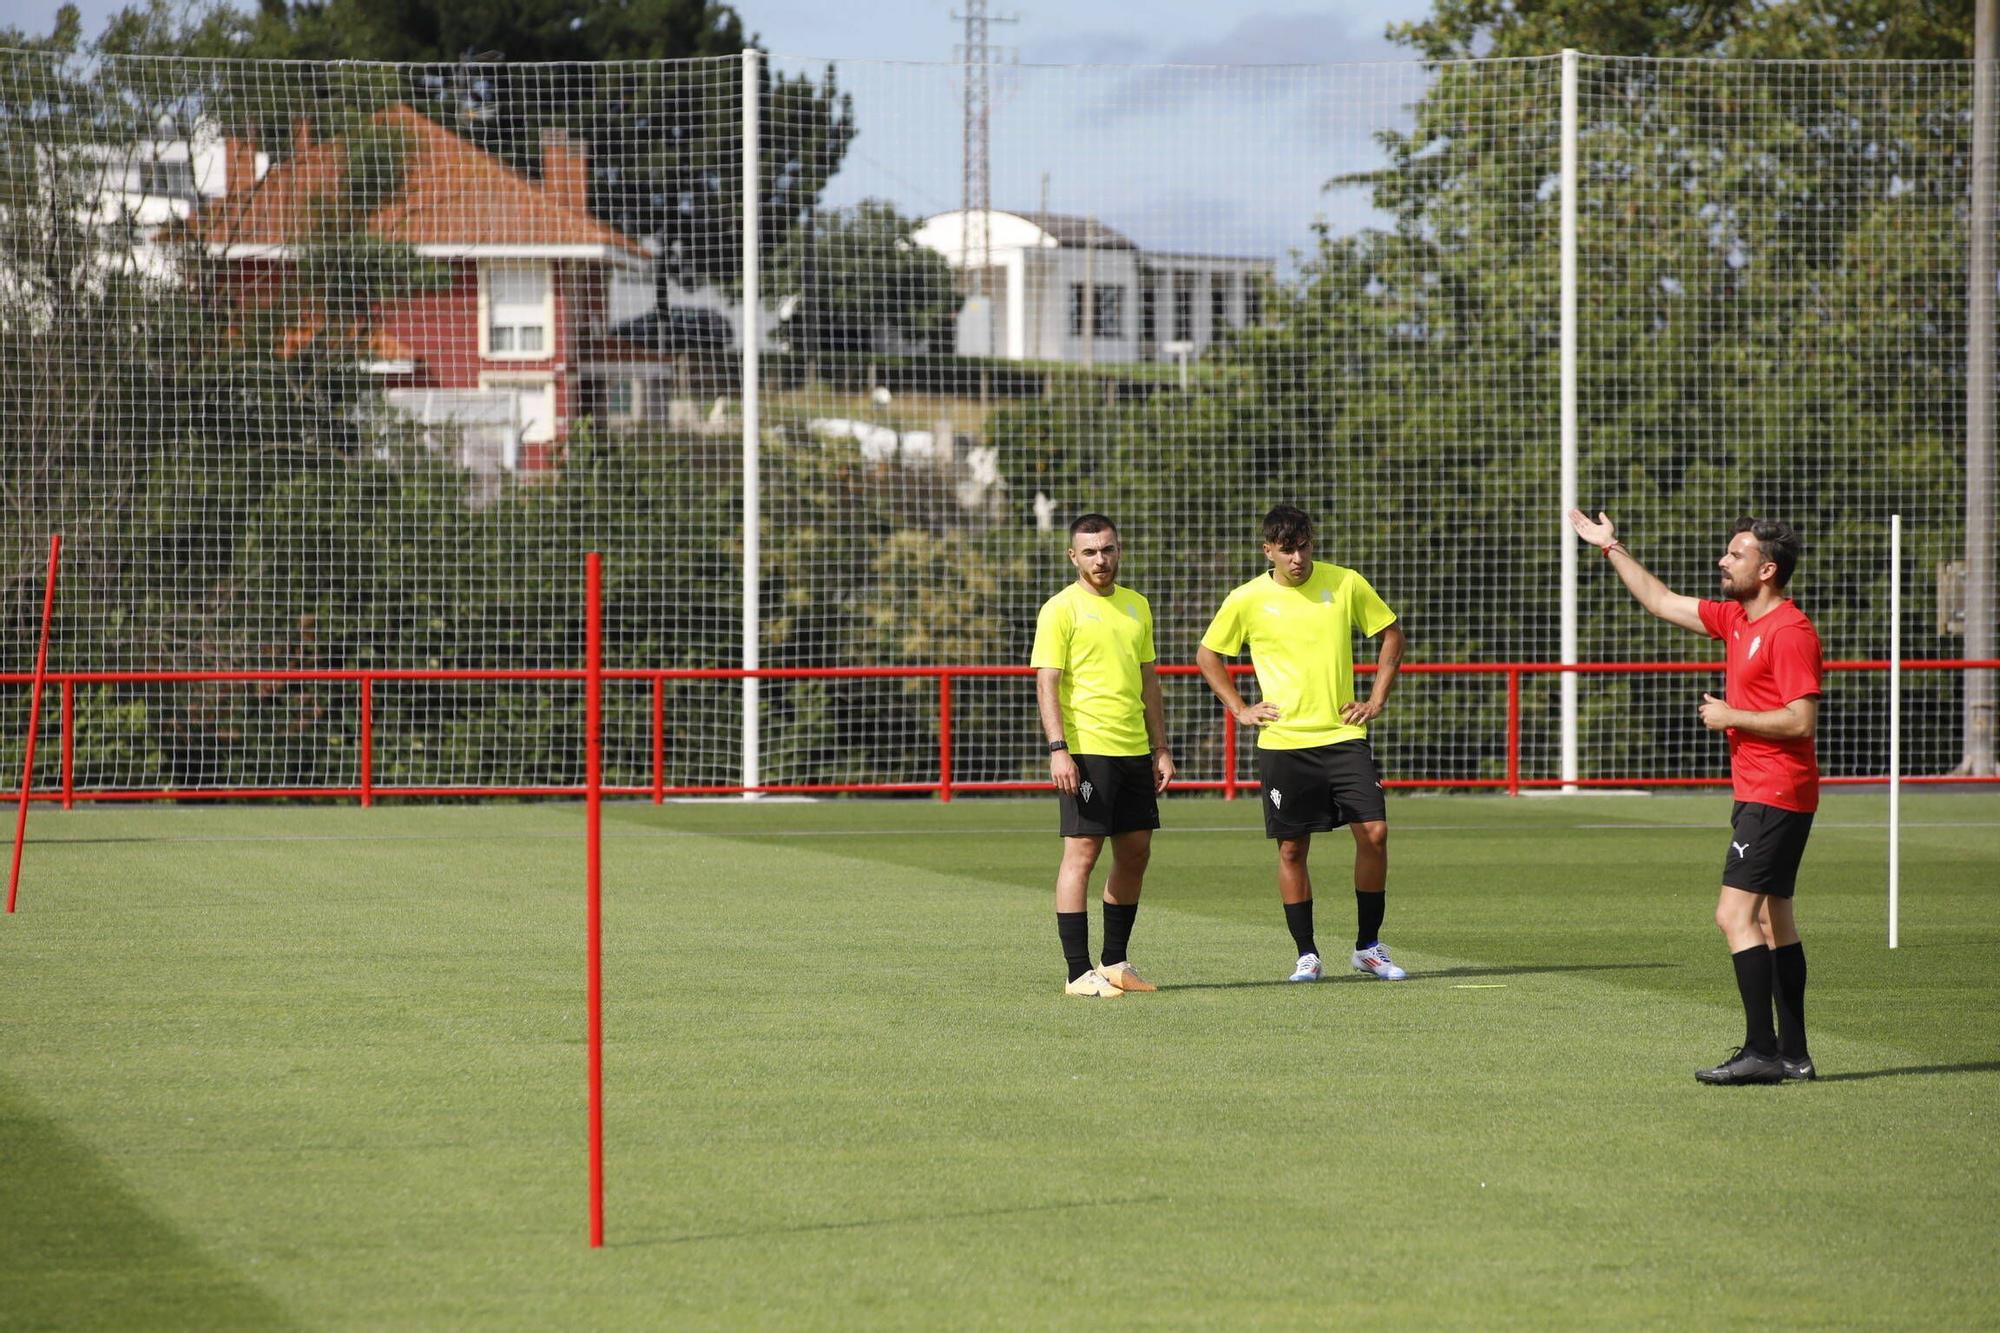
left=1069, top=513, right=1118, bottom=541
left=1262, top=504, right=1315, bottom=549
left=1733, top=516, right=1801, bottom=588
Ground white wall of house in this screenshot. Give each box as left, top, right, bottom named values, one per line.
left=914, top=210, right=1271, bottom=365
left=24, top=125, right=271, bottom=289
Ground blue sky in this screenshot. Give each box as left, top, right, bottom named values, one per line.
left=755, top=4, right=1438, bottom=268
left=9, top=1, right=1438, bottom=265
left=744, top=1, right=1420, bottom=65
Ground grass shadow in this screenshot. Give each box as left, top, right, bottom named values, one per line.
left=1165, top=961, right=1681, bottom=992
left=0, top=1075, right=296, bottom=1329
left=1814, top=1060, right=2000, bottom=1084
left=616, top=1194, right=1172, bottom=1249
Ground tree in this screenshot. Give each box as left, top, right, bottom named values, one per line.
left=1389, top=0, right=1971, bottom=61
left=766, top=200, right=958, bottom=357
left=240, top=0, right=855, bottom=294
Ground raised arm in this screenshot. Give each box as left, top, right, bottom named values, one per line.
left=1568, top=509, right=1707, bottom=635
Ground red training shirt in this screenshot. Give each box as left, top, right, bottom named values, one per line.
left=1697, top=597, right=1823, bottom=813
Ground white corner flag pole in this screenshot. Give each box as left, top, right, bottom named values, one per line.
left=1889, top=513, right=1901, bottom=949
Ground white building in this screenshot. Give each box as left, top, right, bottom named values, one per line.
left=73, top=123, right=268, bottom=282
left=3, top=121, right=269, bottom=322
left=911, top=210, right=1273, bottom=364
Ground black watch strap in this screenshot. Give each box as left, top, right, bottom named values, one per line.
left=1047, top=740, right=1068, bottom=753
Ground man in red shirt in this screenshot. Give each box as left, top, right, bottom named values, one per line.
left=1569, top=510, right=1822, bottom=1085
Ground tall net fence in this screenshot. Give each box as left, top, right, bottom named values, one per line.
left=0, top=49, right=1991, bottom=798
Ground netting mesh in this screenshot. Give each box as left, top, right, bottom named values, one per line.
left=0, top=49, right=1991, bottom=797
left=1571, top=57, right=1981, bottom=782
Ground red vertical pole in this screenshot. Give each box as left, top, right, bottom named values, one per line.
left=1222, top=708, right=1239, bottom=801
left=359, top=676, right=374, bottom=809
left=60, top=680, right=75, bottom=812
left=651, top=675, right=665, bottom=804
left=1505, top=668, right=1522, bottom=798
left=8, top=533, right=61, bottom=914
left=938, top=673, right=954, bottom=803
left=585, top=552, right=604, bottom=1248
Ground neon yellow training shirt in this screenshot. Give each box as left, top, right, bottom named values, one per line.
left=1200, top=562, right=1397, bottom=750
left=1029, top=581, right=1157, bottom=757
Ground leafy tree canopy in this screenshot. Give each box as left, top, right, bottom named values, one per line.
left=239, top=0, right=854, bottom=288
left=767, top=201, right=959, bottom=357
left=1390, top=0, right=1972, bottom=61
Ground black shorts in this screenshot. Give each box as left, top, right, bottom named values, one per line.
left=1058, top=754, right=1161, bottom=838
left=1256, top=740, right=1387, bottom=839
left=1722, top=801, right=1815, bottom=899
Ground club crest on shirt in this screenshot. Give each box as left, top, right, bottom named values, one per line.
left=1078, top=780, right=1095, bottom=803
left=1748, top=634, right=1763, bottom=659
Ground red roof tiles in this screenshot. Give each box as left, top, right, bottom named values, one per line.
left=186, top=105, right=647, bottom=262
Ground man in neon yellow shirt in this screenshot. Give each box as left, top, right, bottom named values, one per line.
left=1031, top=514, right=1176, bottom=998
left=1196, top=504, right=1409, bottom=983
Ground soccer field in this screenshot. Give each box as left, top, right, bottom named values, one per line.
left=3, top=793, right=1996, bottom=1327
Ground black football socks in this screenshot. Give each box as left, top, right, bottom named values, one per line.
left=1730, top=944, right=1779, bottom=1058
left=1283, top=899, right=1317, bottom=959
left=1100, top=900, right=1138, bottom=968
left=1058, top=911, right=1092, bottom=983
left=1773, top=940, right=1809, bottom=1060
left=1355, top=889, right=1385, bottom=951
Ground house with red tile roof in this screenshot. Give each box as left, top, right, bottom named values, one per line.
left=182, top=104, right=656, bottom=471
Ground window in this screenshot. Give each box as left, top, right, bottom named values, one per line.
left=1244, top=280, right=1264, bottom=329
left=1172, top=272, right=1195, bottom=342
left=1211, top=272, right=1233, bottom=330
left=480, top=374, right=556, bottom=444
left=1068, top=283, right=1125, bottom=339
left=1139, top=273, right=1157, bottom=343
left=138, top=160, right=197, bottom=199
left=605, top=378, right=642, bottom=420
left=482, top=263, right=552, bottom=359
left=1094, top=286, right=1124, bottom=338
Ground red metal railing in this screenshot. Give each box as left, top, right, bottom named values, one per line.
left=5, top=659, right=1998, bottom=804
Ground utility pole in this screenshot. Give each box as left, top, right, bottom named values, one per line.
left=954, top=1, right=1014, bottom=349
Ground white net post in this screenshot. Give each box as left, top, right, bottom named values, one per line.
left=1558, top=48, right=1581, bottom=791
left=1890, top=512, right=1901, bottom=949
left=740, top=46, right=762, bottom=796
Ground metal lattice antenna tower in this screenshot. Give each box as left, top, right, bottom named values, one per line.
left=953, top=0, right=1014, bottom=298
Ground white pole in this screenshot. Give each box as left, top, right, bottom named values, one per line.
left=1889, top=513, right=1901, bottom=948
left=741, top=48, right=762, bottom=797
left=1559, top=49, right=1580, bottom=790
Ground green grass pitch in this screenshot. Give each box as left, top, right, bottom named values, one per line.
left=3, top=793, right=1996, bottom=1327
